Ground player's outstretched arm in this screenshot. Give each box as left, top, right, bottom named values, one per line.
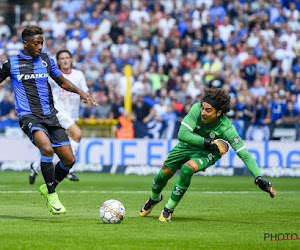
left=254, top=176, right=276, bottom=198
left=53, top=75, right=98, bottom=107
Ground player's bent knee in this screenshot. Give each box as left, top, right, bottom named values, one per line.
left=68, top=125, right=82, bottom=142
left=72, top=133, right=82, bottom=142
left=184, top=161, right=198, bottom=173
left=179, top=165, right=194, bottom=188
left=40, top=146, right=54, bottom=157
left=162, top=166, right=175, bottom=176
left=181, top=165, right=194, bottom=177
left=62, top=155, right=76, bottom=168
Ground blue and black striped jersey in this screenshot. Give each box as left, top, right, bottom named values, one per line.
left=0, top=51, right=62, bottom=118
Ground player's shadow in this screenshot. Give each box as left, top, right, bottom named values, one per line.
left=0, top=214, right=64, bottom=223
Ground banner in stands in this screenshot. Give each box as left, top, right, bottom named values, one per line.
left=0, top=138, right=300, bottom=177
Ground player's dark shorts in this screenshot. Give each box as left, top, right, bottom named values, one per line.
left=164, top=143, right=221, bottom=172
left=19, top=113, right=70, bottom=147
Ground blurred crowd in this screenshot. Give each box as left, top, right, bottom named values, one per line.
left=1, top=0, right=300, bottom=140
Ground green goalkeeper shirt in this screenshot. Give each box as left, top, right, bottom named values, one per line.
left=177, top=102, right=261, bottom=178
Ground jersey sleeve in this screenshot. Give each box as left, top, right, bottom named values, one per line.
left=223, top=125, right=261, bottom=178
left=0, top=59, right=11, bottom=81
left=49, top=57, right=61, bottom=78
left=78, top=71, right=89, bottom=92
left=178, top=103, right=206, bottom=147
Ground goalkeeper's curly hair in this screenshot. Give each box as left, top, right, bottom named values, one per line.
left=203, top=88, right=231, bottom=114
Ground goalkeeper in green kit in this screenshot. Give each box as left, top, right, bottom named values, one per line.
left=139, top=88, right=276, bottom=222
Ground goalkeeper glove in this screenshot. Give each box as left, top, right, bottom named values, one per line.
left=204, top=138, right=219, bottom=152
left=254, top=176, right=276, bottom=198
left=204, top=138, right=229, bottom=155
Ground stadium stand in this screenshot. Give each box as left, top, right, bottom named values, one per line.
left=0, top=0, right=300, bottom=140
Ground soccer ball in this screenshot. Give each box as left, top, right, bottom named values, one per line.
left=99, top=199, right=125, bottom=224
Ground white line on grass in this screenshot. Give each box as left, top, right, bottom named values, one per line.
left=0, top=190, right=298, bottom=194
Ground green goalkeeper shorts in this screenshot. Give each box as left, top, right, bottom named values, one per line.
left=163, top=143, right=221, bottom=172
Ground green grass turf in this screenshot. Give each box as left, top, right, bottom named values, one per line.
left=0, top=172, right=299, bottom=249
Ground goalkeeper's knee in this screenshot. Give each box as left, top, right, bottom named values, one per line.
left=178, top=165, right=194, bottom=189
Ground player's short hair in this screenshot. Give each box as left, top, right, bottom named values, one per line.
left=203, top=88, right=231, bottom=114
left=22, top=25, right=44, bottom=41
left=56, top=49, right=72, bottom=61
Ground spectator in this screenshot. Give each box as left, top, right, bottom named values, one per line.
left=52, top=14, right=68, bottom=39
left=202, top=52, right=221, bottom=84
left=218, top=16, right=235, bottom=44
left=94, top=94, right=113, bottom=120
left=282, top=100, right=300, bottom=139
left=274, top=41, right=296, bottom=76
left=269, top=92, right=284, bottom=139
left=210, top=0, right=227, bottom=24
left=153, top=96, right=168, bottom=121
left=1, top=0, right=300, bottom=141
left=115, top=109, right=134, bottom=139
left=246, top=95, right=271, bottom=141
left=257, top=51, right=272, bottom=76
left=21, top=13, right=37, bottom=28
left=0, top=16, right=11, bottom=38
left=32, top=1, right=41, bottom=22
left=249, top=78, right=267, bottom=98
left=85, top=62, right=100, bottom=91
left=132, top=94, right=155, bottom=138
left=0, top=92, right=17, bottom=120
left=237, top=95, right=255, bottom=138
left=157, top=11, right=176, bottom=38
left=6, top=35, right=23, bottom=57
left=241, top=48, right=258, bottom=85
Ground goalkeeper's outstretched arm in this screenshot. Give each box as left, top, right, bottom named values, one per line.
left=225, top=126, right=276, bottom=198
left=237, top=148, right=276, bottom=198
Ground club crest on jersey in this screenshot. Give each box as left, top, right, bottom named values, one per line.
left=209, top=132, right=215, bottom=138
left=41, top=60, right=48, bottom=67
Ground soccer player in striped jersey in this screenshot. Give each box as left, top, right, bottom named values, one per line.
left=139, top=88, right=276, bottom=222
left=29, top=49, right=89, bottom=183
left=0, top=25, right=98, bottom=214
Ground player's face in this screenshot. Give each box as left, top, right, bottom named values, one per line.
left=23, top=35, right=44, bottom=58
left=57, top=52, right=72, bottom=72
left=201, top=102, right=222, bottom=124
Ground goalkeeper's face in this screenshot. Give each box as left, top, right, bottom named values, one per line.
left=201, top=102, right=222, bottom=124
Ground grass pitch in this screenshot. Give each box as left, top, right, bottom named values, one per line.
left=0, top=172, right=299, bottom=249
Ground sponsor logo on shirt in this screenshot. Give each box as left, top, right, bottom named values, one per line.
left=13, top=64, right=26, bottom=69
left=17, top=73, right=49, bottom=81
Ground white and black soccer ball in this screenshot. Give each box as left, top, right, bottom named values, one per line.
left=99, top=199, right=125, bottom=224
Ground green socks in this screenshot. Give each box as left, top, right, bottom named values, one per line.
left=166, top=165, right=194, bottom=211
left=150, top=165, right=195, bottom=211
left=150, top=169, right=172, bottom=201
